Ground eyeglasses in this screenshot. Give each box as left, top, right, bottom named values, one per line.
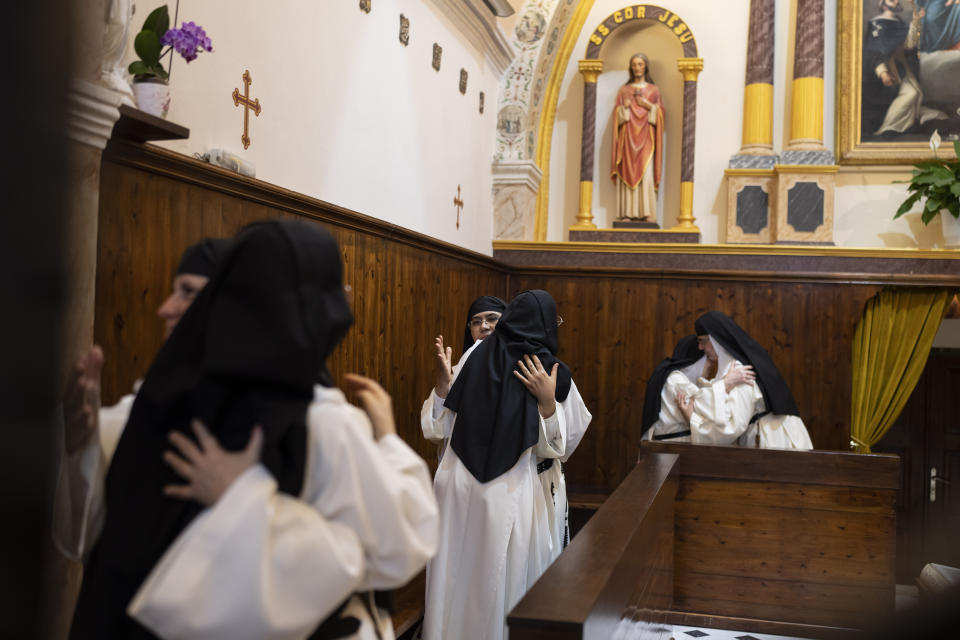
left=468, top=312, right=502, bottom=329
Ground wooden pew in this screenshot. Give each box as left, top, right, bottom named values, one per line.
left=510, top=444, right=899, bottom=639
left=642, top=442, right=899, bottom=635
left=508, top=452, right=678, bottom=639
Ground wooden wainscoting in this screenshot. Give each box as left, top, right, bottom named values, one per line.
left=95, top=140, right=508, bottom=468
left=95, top=140, right=941, bottom=506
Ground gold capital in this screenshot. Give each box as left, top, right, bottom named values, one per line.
left=578, top=59, right=604, bottom=84
left=677, top=57, right=704, bottom=82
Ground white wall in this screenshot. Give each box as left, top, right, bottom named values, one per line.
left=129, top=0, right=502, bottom=255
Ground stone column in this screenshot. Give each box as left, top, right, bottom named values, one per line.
left=773, top=0, right=837, bottom=244
left=675, top=58, right=704, bottom=231
left=784, top=0, right=832, bottom=161
left=736, top=0, right=776, bottom=161
left=726, top=0, right=777, bottom=243
left=48, top=1, right=124, bottom=637
left=572, top=59, right=603, bottom=231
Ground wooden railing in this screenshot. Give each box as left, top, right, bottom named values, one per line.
left=507, top=452, right=678, bottom=639
left=509, top=443, right=899, bottom=639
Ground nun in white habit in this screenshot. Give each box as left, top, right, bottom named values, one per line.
left=61, top=220, right=438, bottom=640
left=642, top=312, right=812, bottom=450
left=421, top=290, right=591, bottom=640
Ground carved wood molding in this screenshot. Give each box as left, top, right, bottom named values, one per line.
left=101, top=141, right=506, bottom=272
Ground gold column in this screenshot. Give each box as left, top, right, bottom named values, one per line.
left=741, top=82, right=774, bottom=152
left=572, top=59, right=604, bottom=231
left=675, top=57, right=703, bottom=232
left=788, top=76, right=825, bottom=149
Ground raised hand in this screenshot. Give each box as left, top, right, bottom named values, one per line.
left=344, top=373, right=397, bottom=440
left=163, top=419, right=262, bottom=507
left=723, top=364, right=756, bottom=393
left=513, top=354, right=558, bottom=418
left=434, top=335, right=454, bottom=398
left=64, top=346, right=104, bottom=454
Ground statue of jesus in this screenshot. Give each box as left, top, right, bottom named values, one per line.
left=611, top=53, right=664, bottom=222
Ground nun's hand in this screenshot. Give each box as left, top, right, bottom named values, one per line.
left=723, top=364, right=756, bottom=393
left=514, top=354, right=558, bottom=418
left=64, top=345, right=103, bottom=454
left=163, top=419, right=263, bottom=507
left=344, top=373, right=397, bottom=440
left=434, top=335, right=453, bottom=398
left=677, top=391, right=694, bottom=423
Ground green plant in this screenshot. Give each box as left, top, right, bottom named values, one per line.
left=128, top=6, right=171, bottom=81
left=126, top=4, right=212, bottom=82
left=895, top=132, right=960, bottom=224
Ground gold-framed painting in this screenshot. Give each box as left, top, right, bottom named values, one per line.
left=837, top=0, right=960, bottom=165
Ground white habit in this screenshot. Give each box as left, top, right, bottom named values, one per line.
left=55, top=385, right=439, bottom=640
left=420, top=343, right=592, bottom=640
left=643, top=342, right=812, bottom=450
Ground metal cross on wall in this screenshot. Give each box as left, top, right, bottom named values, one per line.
left=232, top=70, right=261, bottom=150
left=453, top=185, right=464, bottom=229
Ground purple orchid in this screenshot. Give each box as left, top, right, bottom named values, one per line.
left=161, top=21, right=214, bottom=63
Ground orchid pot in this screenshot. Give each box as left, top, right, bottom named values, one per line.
left=132, top=78, right=170, bottom=118
left=127, top=4, right=212, bottom=119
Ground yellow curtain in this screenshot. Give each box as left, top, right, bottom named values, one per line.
left=850, top=288, right=954, bottom=453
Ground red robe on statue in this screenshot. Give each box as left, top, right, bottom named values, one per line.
left=611, top=82, right=664, bottom=190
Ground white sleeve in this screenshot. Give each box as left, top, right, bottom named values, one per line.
left=757, top=414, right=814, bottom=450
left=534, top=407, right=566, bottom=459
left=128, top=465, right=366, bottom=640
left=51, top=394, right=134, bottom=561
left=533, top=379, right=592, bottom=461
left=52, top=427, right=107, bottom=561
left=129, top=405, right=439, bottom=640
left=558, top=380, right=592, bottom=463
left=689, top=373, right=759, bottom=446
left=420, top=388, right=454, bottom=442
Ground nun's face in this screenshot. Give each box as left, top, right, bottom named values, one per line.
left=468, top=311, right=501, bottom=342
left=697, top=335, right=718, bottom=362
left=157, top=273, right=209, bottom=337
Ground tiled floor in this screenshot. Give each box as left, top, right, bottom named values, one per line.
left=670, top=626, right=804, bottom=640
left=610, top=619, right=806, bottom=640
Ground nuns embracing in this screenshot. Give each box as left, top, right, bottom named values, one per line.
left=642, top=311, right=813, bottom=450
left=422, top=290, right=592, bottom=640
left=68, top=220, right=438, bottom=640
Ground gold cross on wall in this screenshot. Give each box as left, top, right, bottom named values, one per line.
left=454, top=185, right=464, bottom=229
left=232, top=70, right=261, bottom=150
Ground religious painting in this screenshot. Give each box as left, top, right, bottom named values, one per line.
left=479, top=91, right=485, bottom=114
left=359, top=0, right=370, bottom=14
left=432, top=43, right=442, bottom=71
left=837, top=0, right=960, bottom=164
left=514, top=10, right=546, bottom=44
left=460, top=68, right=468, bottom=95
left=399, top=14, right=410, bottom=46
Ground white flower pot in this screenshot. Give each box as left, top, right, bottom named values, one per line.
left=942, top=209, right=960, bottom=249
left=132, top=80, right=170, bottom=118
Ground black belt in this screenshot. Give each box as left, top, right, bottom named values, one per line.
left=653, top=430, right=691, bottom=441
left=537, top=458, right=554, bottom=474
